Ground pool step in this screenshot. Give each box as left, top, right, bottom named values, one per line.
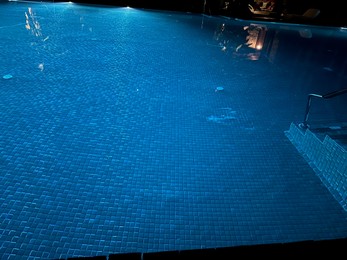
left=285, top=122, right=347, bottom=211
left=310, top=124, right=347, bottom=150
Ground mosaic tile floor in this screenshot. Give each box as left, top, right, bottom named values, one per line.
left=1, top=2, right=347, bottom=259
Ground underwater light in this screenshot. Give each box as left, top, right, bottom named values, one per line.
left=3, top=74, right=13, bottom=80
left=215, top=87, right=224, bottom=92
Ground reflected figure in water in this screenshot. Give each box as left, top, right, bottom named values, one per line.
left=213, top=22, right=267, bottom=60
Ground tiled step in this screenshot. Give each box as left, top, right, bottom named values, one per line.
left=309, top=123, right=347, bottom=149
left=285, top=122, right=347, bottom=210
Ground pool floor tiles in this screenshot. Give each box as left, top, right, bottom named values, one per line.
left=2, top=126, right=347, bottom=260
left=1, top=3, right=347, bottom=258
left=1, top=81, right=347, bottom=257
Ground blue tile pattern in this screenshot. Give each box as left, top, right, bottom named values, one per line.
left=286, top=123, right=347, bottom=209
left=1, top=2, right=347, bottom=259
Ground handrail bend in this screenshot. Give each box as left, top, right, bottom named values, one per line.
left=300, top=88, right=347, bottom=129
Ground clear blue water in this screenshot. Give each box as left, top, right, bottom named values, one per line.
left=1, top=1, right=347, bottom=259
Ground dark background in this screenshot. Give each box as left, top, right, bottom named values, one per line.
left=4, top=0, right=344, bottom=26
left=49, top=0, right=346, bottom=27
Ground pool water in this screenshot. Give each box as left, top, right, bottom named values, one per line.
left=1, top=1, right=347, bottom=259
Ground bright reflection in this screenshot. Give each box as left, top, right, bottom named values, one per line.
left=38, top=63, right=44, bottom=71
left=245, top=24, right=266, bottom=50
left=25, top=7, right=42, bottom=37
left=213, top=22, right=266, bottom=61
left=24, top=7, right=48, bottom=71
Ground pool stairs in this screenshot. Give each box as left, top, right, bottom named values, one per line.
left=285, top=122, right=347, bottom=211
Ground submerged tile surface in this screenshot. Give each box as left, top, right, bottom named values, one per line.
left=1, top=2, right=347, bottom=259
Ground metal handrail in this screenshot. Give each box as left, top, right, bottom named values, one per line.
left=299, top=88, right=347, bottom=129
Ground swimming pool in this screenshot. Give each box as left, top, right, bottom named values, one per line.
left=1, top=1, right=347, bottom=259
